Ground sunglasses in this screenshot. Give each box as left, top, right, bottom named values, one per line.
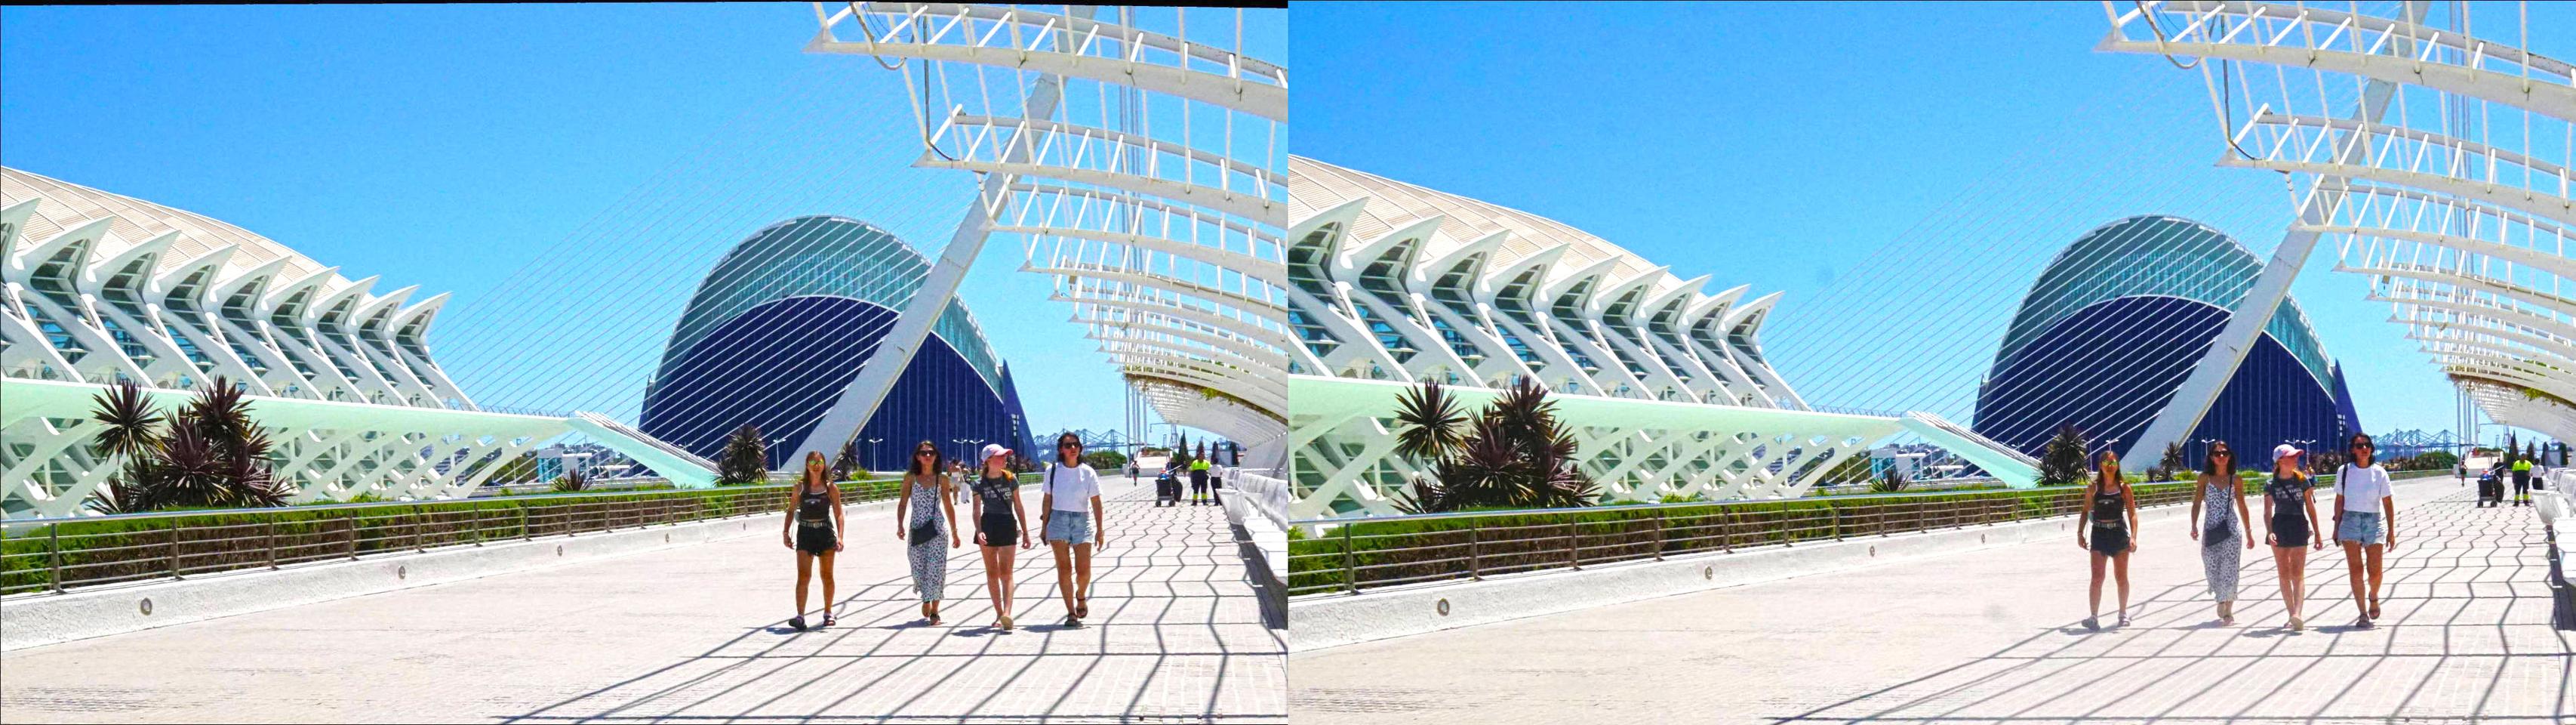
left=2350, top=443, right=2372, bottom=449
left=915, top=450, right=936, bottom=456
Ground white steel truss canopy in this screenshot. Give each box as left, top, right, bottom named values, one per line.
left=2103, top=0, right=2576, bottom=451
left=802, top=3, right=1288, bottom=467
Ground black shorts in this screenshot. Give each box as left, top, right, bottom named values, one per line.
left=2089, top=526, right=2130, bottom=555
left=979, top=512, right=1020, bottom=546
left=796, top=524, right=837, bottom=554
left=2270, top=516, right=2310, bottom=548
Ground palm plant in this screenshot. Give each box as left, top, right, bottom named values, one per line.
left=1872, top=465, right=1911, bottom=493
left=1390, top=379, right=1467, bottom=462
left=550, top=465, right=590, bottom=493
left=88, top=381, right=165, bottom=513
left=2039, top=424, right=2088, bottom=486
left=1396, top=377, right=1599, bottom=514
left=85, top=376, right=287, bottom=511
left=719, top=424, right=767, bottom=486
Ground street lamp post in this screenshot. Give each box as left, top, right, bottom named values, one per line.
left=863, top=437, right=884, bottom=474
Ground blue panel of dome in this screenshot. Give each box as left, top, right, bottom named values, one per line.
left=1973, top=295, right=2355, bottom=464
left=639, top=295, right=1034, bottom=471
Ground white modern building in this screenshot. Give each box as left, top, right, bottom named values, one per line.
left=1287, top=158, right=2040, bottom=518
left=803, top=3, right=1290, bottom=470
left=2101, top=2, right=2576, bottom=452
left=0, top=167, right=601, bottom=517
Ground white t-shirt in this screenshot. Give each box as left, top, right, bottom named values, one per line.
left=1045, top=463, right=1102, bottom=512
left=2336, top=463, right=2393, bottom=513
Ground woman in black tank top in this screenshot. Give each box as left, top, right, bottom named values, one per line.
left=970, top=444, right=1032, bottom=630
left=781, top=452, right=843, bottom=631
left=2262, top=445, right=2325, bottom=631
left=2079, top=450, right=2137, bottom=631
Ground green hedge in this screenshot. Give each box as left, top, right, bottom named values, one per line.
left=1287, top=482, right=2206, bottom=595
left=0, top=485, right=797, bottom=596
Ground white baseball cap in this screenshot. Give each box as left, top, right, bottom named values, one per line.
left=981, top=443, right=1011, bottom=460
left=2273, top=443, right=2302, bottom=463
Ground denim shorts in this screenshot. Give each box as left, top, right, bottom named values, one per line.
left=1045, top=511, right=1094, bottom=545
left=2337, top=511, right=2385, bottom=545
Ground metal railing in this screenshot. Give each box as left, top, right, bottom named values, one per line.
left=1285, top=483, right=2204, bottom=597
left=0, top=485, right=796, bottom=597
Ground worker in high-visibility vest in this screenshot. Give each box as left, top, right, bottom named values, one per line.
left=2512, top=457, right=2534, bottom=506
left=1189, top=457, right=1214, bottom=506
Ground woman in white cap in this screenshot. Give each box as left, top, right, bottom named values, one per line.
left=1042, top=431, right=1108, bottom=628
left=971, top=443, right=1033, bottom=630
left=2261, top=443, right=2325, bottom=631
left=2331, top=432, right=2398, bottom=629
left=2188, top=441, right=2253, bottom=625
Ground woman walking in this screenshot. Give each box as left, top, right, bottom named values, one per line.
left=971, top=443, right=1033, bottom=630
left=897, top=441, right=962, bottom=626
left=781, top=451, right=844, bottom=631
left=2078, top=450, right=2139, bottom=631
left=2332, top=433, right=2399, bottom=629
left=1042, top=432, right=1109, bottom=628
left=2262, top=443, right=2325, bottom=631
left=2188, top=442, right=2254, bottom=625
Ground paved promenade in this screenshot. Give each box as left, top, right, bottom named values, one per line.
left=0, top=478, right=1286, bottom=723
left=1292, top=478, right=2571, bottom=724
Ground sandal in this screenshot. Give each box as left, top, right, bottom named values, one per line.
left=2368, top=602, right=2381, bottom=619
left=1065, top=615, right=1084, bottom=629
left=1076, top=599, right=1090, bottom=619
left=2288, top=615, right=2304, bottom=631
left=789, top=615, right=808, bottom=632
left=2082, top=616, right=2101, bottom=631
left=999, top=613, right=1014, bottom=631
left=2116, top=614, right=2131, bottom=628
left=2354, top=615, right=2375, bottom=630
left=820, top=613, right=836, bottom=628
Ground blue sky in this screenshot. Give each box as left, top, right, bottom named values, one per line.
left=1292, top=1, right=2574, bottom=441
left=1, top=2, right=1285, bottom=443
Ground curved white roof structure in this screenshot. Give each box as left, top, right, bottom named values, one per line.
left=1, top=167, right=567, bottom=517
left=1285, top=158, right=2039, bottom=518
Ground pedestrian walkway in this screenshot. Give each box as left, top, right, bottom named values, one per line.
left=0, top=477, right=1285, bottom=723
left=1291, top=478, right=2570, bottom=723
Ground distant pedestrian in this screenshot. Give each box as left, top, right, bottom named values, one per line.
left=898, top=441, right=962, bottom=626
left=782, top=451, right=845, bottom=631
left=2262, top=443, right=2325, bottom=631
left=1042, top=432, right=1108, bottom=627
left=2333, top=433, right=2398, bottom=629
left=2079, top=450, right=2138, bottom=631
left=2189, top=442, right=2253, bottom=625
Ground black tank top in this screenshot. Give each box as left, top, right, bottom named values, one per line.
left=975, top=472, right=1016, bottom=512
left=797, top=483, right=831, bottom=526
left=2091, top=483, right=2126, bottom=530
left=2266, top=473, right=2310, bottom=524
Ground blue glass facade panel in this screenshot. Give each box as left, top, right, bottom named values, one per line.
left=1973, top=295, right=2354, bottom=464
left=639, top=295, right=1035, bottom=471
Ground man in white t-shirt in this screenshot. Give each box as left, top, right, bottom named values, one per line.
left=2331, top=433, right=2399, bottom=630
left=1040, top=432, right=1107, bottom=628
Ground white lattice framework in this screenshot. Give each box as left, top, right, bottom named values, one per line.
left=0, top=168, right=560, bottom=517
left=808, top=3, right=1289, bottom=468
left=1285, top=159, right=2042, bottom=518
left=2103, top=1, right=2576, bottom=444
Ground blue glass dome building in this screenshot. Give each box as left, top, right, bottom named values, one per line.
left=639, top=215, right=1034, bottom=471
left=1972, top=215, right=2360, bottom=463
